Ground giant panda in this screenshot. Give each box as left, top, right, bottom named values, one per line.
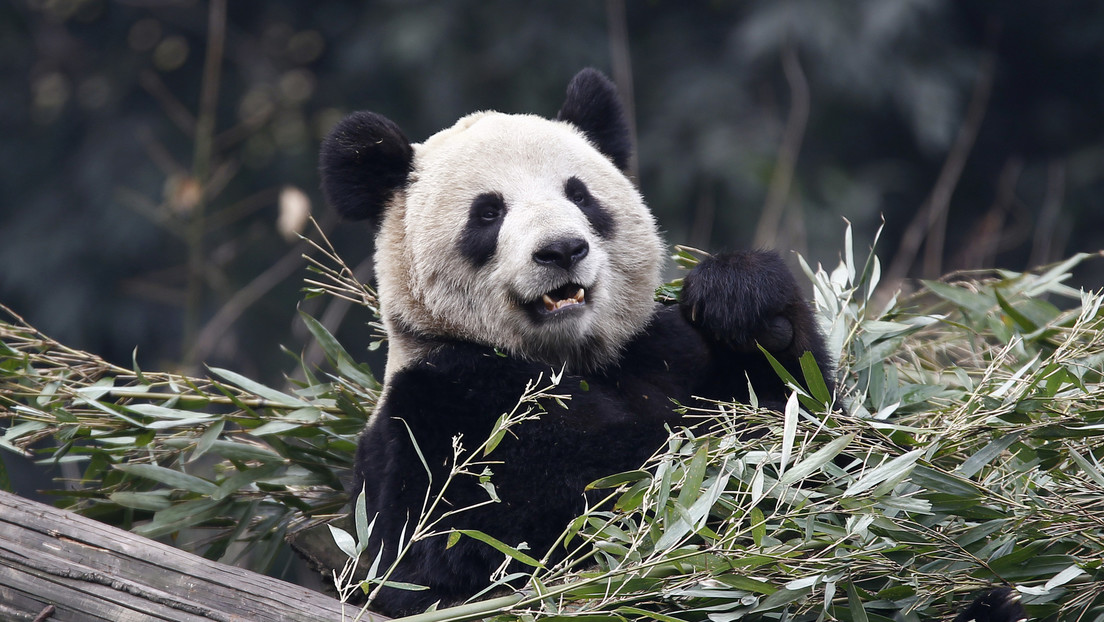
left=319, top=69, right=1025, bottom=622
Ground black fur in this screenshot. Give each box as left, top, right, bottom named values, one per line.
left=556, top=68, right=633, bottom=171
left=954, top=588, right=1026, bottom=622
left=319, top=111, right=413, bottom=222
left=565, top=176, right=615, bottom=239
left=459, top=192, right=507, bottom=267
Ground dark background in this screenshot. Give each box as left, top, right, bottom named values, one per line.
left=3, top=0, right=1103, bottom=385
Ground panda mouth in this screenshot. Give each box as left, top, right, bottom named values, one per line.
left=527, top=283, right=587, bottom=318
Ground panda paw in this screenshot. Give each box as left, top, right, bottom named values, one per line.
left=679, top=250, right=800, bottom=352
left=954, top=587, right=1027, bottom=622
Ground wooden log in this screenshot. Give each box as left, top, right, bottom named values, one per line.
left=0, top=490, right=387, bottom=622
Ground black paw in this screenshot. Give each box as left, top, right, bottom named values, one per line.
left=679, top=250, right=799, bottom=352
left=954, top=588, right=1026, bottom=622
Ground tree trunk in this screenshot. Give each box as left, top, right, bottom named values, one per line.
left=0, top=490, right=386, bottom=621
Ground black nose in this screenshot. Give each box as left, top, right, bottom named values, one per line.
left=533, top=237, right=589, bottom=270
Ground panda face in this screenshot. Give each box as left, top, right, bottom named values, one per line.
left=374, top=112, right=664, bottom=373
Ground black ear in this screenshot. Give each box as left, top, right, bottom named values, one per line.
left=556, top=68, right=633, bottom=171
left=319, top=111, right=414, bottom=222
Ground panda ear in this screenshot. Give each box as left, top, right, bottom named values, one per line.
left=556, top=68, right=633, bottom=171
left=319, top=111, right=414, bottom=222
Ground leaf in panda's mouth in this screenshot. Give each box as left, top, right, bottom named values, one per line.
left=537, top=284, right=586, bottom=314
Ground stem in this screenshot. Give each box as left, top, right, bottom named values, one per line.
left=183, top=0, right=227, bottom=368
left=754, top=42, right=809, bottom=249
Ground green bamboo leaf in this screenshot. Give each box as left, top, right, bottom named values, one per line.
left=615, top=607, right=688, bottom=622
left=354, top=488, right=373, bottom=554
left=1069, top=448, right=1104, bottom=488
left=799, top=350, right=833, bottom=406
left=846, top=581, right=870, bottom=622
left=108, top=491, right=172, bottom=511
left=842, top=449, right=923, bottom=498
left=208, top=366, right=308, bottom=408
left=923, top=280, right=992, bottom=316
left=956, top=432, right=1021, bottom=478
left=299, top=310, right=353, bottom=365
left=328, top=524, right=358, bottom=559
left=995, top=288, right=1037, bottom=332
left=189, top=420, right=225, bottom=463
left=750, top=506, right=766, bottom=547
left=484, top=413, right=508, bottom=456
left=300, top=311, right=379, bottom=389
left=452, top=529, right=544, bottom=568
left=677, top=443, right=709, bottom=507
left=164, top=439, right=284, bottom=463
left=779, top=391, right=798, bottom=477
left=114, top=463, right=218, bottom=495
left=1044, top=564, right=1086, bottom=591
left=134, top=498, right=224, bottom=538
left=779, top=433, right=854, bottom=487
left=250, top=421, right=303, bottom=436
left=587, top=469, right=651, bottom=491
left=213, top=462, right=282, bottom=500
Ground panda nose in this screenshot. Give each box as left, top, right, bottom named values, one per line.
left=533, top=237, right=589, bottom=270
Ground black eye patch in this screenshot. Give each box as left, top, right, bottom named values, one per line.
left=459, top=192, right=506, bottom=267
left=564, top=177, right=614, bottom=239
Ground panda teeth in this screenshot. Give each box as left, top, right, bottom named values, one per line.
left=541, top=287, right=587, bottom=312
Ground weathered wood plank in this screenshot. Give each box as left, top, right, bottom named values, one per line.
left=0, top=490, right=386, bottom=622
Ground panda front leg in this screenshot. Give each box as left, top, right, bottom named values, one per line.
left=679, top=249, right=833, bottom=407
left=955, top=587, right=1027, bottom=622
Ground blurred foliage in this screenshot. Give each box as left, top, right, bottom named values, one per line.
left=2, top=0, right=1104, bottom=387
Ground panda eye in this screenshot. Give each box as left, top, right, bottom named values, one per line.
left=470, top=193, right=505, bottom=224
left=565, top=177, right=591, bottom=207
left=565, top=175, right=615, bottom=239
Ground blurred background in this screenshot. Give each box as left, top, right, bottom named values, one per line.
left=2, top=0, right=1103, bottom=385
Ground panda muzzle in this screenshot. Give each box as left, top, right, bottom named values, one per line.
left=539, top=284, right=586, bottom=313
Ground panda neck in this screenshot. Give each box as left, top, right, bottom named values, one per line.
left=382, top=326, right=608, bottom=385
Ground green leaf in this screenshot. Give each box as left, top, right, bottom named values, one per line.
left=779, top=391, right=798, bottom=477
left=190, top=420, right=225, bottom=462
left=134, top=498, right=225, bottom=538
left=615, top=607, right=687, bottom=622
left=842, top=449, right=923, bottom=498
left=208, top=366, right=308, bottom=408
left=328, top=524, right=358, bottom=559
left=779, top=433, right=854, bottom=487
left=214, top=462, right=282, bottom=500
left=108, top=491, right=172, bottom=511
left=846, top=581, right=870, bottom=622
left=587, top=470, right=651, bottom=491
left=956, top=432, right=1021, bottom=479
left=923, top=280, right=992, bottom=316
left=452, top=529, right=544, bottom=568
left=114, top=463, right=218, bottom=495
left=995, top=288, right=1037, bottom=332
left=676, top=442, right=709, bottom=508
left=799, top=350, right=833, bottom=406
left=750, top=506, right=766, bottom=546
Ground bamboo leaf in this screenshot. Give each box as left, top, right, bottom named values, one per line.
left=452, top=529, right=544, bottom=568
left=779, top=433, right=854, bottom=487
left=207, top=366, right=308, bottom=408
left=779, top=391, right=799, bottom=478
left=114, top=463, right=218, bottom=495
left=842, top=449, right=923, bottom=498
left=328, top=524, right=358, bottom=559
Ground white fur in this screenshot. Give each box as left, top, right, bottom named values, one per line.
left=375, top=112, right=664, bottom=380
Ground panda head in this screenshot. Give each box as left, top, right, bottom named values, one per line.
left=320, top=69, right=664, bottom=376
